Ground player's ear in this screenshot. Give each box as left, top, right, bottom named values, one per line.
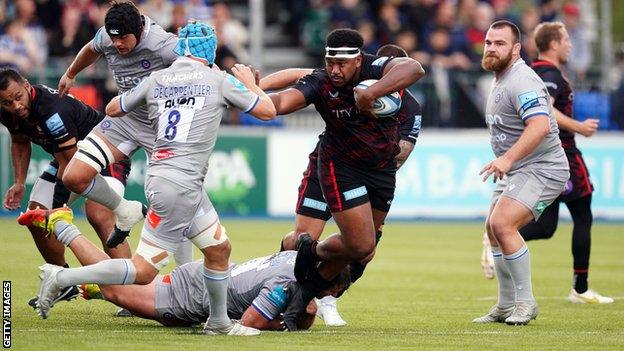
left=512, top=42, right=521, bottom=56
left=355, top=55, right=362, bottom=68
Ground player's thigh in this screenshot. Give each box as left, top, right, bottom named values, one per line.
left=491, top=196, right=534, bottom=230
left=93, top=116, right=151, bottom=157
left=295, top=164, right=331, bottom=238
left=318, top=158, right=370, bottom=213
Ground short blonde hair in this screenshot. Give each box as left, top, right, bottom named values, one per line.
left=534, top=22, right=566, bottom=53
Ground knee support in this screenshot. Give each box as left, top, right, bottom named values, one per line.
left=188, top=221, right=229, bottom=249
left=75, top=133, right=115, bottom=173
left=135, top=239, right=171, bottom=271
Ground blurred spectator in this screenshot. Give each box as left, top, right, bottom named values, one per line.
left=421, top=1, right=469, bottom=59
left=561, top=2, right=592, bottom=81
left=14, top=0, right=48, bottom=66
left=167, top=4, right=187, bottom=34
left=329, top=0, right=372, bottom=29
left=377, top=1, right=407, bottom=44
left=140, top=0, right=173, bottom=30
left=0, top=19, right=40, bottom=72
left=520, top=6, right=540, bottom=63
left=301, top=0, right=330, bottom=58
left=34, top=0, right=61, bottom=31
left=358, top=20, right=380, bottom=54
left=491, top=0, right=516, bottom=23
left=405, top=0, right=438, bottom=38
left=395, top=30, right=418, bottom=56
left=49, top=2, right=97, bottom=58
left=540, top=0, right=561, bottom=22
left=424, top=27, right=471, bottom=70
left=464, top=2, right=494, bottom=63
left=212, top=2, right=249, bottom=63
left=185, top=0, right=211, bottom=24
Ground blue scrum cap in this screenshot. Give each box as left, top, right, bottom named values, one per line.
left=174, top=22, right=217, bottom=64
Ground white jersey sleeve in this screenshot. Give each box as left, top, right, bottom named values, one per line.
left=120, top=77, right=151, bottom=113
left=160, top=34, right=179, bottom=66
left=510, top=75, right=550, bottom=121
left=222, top=73, right=260, bottom=113
left=250, top=276, right=291, bottom=320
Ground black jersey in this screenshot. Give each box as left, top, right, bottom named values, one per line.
left=293, top=54, right=401, bottom=170
left=0, top=84, right=103, bottom=154
left=531, top=60, right=576, bottom=151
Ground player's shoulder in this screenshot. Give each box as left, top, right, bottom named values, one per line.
left=362, top=53, right=391, bottom=67
left=508, top=61, right=545, bottom=88
left=141, top=16, right=177, bottom=48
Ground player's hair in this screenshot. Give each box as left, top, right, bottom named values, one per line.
left=490, top=20, right=521, bottom=44
left=377, top=44, right=408, bottom=58
left=534, top=21, right=566, bottom=53
left=326, top=28, right=364, bottom=50
left=105, top=1, right=143, bottom=42
left=0, top=69, right=25, bottom=91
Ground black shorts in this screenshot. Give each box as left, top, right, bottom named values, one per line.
left=35, top=157, right=131, bottom=208
left=560, top=150, right=593, bottom=202
left=295, top=152, right=332, bottom=221
left=317, top=156, right=396, bottom=214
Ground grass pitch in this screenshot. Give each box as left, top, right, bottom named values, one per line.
left=1, top=217, right=623, bottom=350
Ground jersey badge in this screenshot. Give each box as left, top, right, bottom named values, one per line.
left=45, top=113, right=67, bottom=137
left=141, top=59, right=151, bottom=69
left=518, top=91, right=540, bottom=110
left=495, top=93, right=501, bottom=103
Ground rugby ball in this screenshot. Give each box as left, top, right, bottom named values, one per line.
left=355, top=79, right=401, bottom=118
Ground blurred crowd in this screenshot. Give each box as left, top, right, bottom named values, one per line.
left=289, top=0, right=598, bottom=82
left=0, top=0, right=621, bottom=127
left=0, top=0, right=249, bottom=74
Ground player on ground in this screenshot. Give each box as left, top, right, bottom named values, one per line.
left=34, top=22, right=275, bottom=336
left=57, top=1, right=185, bottom=255
left=18, top=207, right=350, bottom=330
left=260, top=44, right=422, bottom=326
left=522, top=22, right=611, bottom=303
left=473, top=20, right=569, bottom=325
left=264, top=28, right=425, bottom=330
left=0, top=68, right=132, bottom=306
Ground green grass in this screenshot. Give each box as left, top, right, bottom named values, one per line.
left=1, top=218, right=623, bottom=350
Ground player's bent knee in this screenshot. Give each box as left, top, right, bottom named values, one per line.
left=135, top=240, right=171, bottom=273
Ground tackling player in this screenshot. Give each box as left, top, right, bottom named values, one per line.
left=18, top=206, right=350, bottom=331
left=260, top=44, right=422, bottom=326
left=34, top=22, right=275, bottom=336
left=264, top=28, right=425, bottom=330
left=0, top=68, right=132, bottom=306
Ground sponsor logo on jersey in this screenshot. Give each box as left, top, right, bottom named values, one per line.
left=113, top=75, right=145, bottom=86
left=266, top=286, right=287, bottom=308
left=45, top=113, right=67, bottom=138
left=141, top=59, right=151, bottom=69
left=518, top=90, right=540, bottom=110
left=226, top=74, right=248, bottom=92
left=152, top=149, right=175, bottom=161
left=161, top=72, right=204, bottom=84
left=329, top=90, right=339, bottom=98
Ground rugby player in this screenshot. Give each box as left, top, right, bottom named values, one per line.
left=0, top=68, right=132, bottom=307
left=19, top=206, right=350, bottom=331
left=260, top=44, right=422, bottom=326
left=474, top=20, right=569, bottom=325
left=56, top=1, right=192, bottom=261
left=263, top=28, right=425, bottom=330
left=34, top=22, right=275, bottom=336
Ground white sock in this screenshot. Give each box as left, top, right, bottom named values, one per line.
left=82, top=174, right=122, bottom=210
left=493, top=245, right=515, bottom=307
left=56, top=259, right=136, bottom=287
left=503, top=244, right=535, bottom=302
left=202, top=266, right=230, bottom=328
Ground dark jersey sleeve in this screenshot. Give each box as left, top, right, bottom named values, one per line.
left=292, top=69, right=325, bottom=106
left=360, top=54, right=394, bottom=80
left=537, top=68, right=563, bottom=99
left=40, top=101, right=79, bottom=149
left=398, top=90, right=422, bottom=144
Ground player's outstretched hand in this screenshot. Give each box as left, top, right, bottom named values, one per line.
left=231, top=64, right=256, bottom=88
left=578, top=118, right=599, bottom=137
left=480, top=156, right=512, bottom=183
left=3, top=183, right=25, bottom=210
left=58, top=72, right=75, bottom=97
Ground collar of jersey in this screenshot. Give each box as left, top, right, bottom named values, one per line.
left=173, top=56, right=206, bottom=67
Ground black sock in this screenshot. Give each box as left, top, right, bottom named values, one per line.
left=349, top=262, right=365, bottom=283
left=303, top=266, right=333, bottom=293
left=573, top=272, right=588, bottom=293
